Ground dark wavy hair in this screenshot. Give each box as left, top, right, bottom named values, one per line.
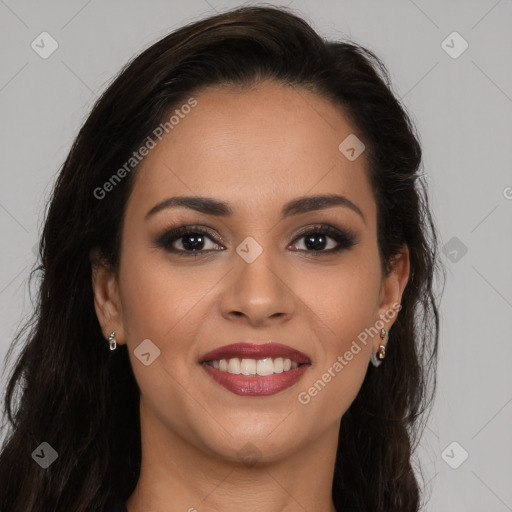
left=0, top=4, right=444, bottom=511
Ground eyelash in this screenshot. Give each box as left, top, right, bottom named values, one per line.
left=154, top=224, right=357, bottom=258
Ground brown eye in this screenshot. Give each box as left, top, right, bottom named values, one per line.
left=289, top=225, right=357, bottom=256
left=155, top=226, right=224, bottom=256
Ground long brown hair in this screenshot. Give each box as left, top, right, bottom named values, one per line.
left=0, top=5, right=444, bottom=511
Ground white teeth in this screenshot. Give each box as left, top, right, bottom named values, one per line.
left=240, top=358, right=256, bottom=375
left=256, top=358, right=274, bottom=376
left=207, top=357, right=303, bottom=376
left=227, top=358, right=241, bottom=374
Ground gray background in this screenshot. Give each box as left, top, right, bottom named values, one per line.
left=1, top=0, right=511, bottom=510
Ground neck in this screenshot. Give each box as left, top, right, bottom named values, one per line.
left=125, top=400, right=339, bottom=512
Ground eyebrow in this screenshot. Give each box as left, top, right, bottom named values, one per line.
left=145, top=193, right=365, bottom=224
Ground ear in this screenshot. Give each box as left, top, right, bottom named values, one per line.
left=90, top=247, right=126, bottom=345
left=374, top=243, right=410, bottom=351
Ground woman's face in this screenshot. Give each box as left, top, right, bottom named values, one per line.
left=93, top=80, right=408, bottom=464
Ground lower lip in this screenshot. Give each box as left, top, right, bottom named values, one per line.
left=201, top=363, right=309, bottom=396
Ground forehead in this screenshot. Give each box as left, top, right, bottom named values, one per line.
left=127, top=80, right=376, bottom=226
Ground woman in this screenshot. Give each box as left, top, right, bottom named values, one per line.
left=0, top=5, right=444, bottom=511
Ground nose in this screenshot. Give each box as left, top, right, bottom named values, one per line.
left=220, top=248, right=295, bottom=326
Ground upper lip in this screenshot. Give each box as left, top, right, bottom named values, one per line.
left=199, top=342, right=311, bottom=364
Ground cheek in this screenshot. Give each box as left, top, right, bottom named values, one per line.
left=118, top=245, right=202, bottom=337
left=292, top=256, right=380, bottom=414
left=116, top=254, right=210, bottom=411
left=117, top=248, right=222, bottom=382
left=118, top=259, right=171, bottom=341
left=297, top=252, right=381, bottom=342
left=295, top=315, right=373, bottom=422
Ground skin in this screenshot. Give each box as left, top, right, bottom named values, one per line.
left=91, top=80, right=409, bottom=512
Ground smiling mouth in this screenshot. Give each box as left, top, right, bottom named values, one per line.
left=204, top=357, right=308, bottom=376
left=199, top=342, right=311, bottom=395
